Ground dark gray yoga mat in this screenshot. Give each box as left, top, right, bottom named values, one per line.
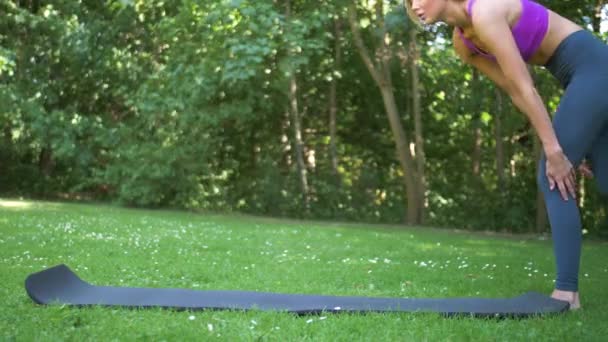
left=25, top=264, right=569, bottom=318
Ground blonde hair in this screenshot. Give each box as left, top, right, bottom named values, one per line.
left=403, top=0, right=422, bottom=27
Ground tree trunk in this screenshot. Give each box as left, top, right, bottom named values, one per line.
left=472, top=123, right=483, bottom=177
left=380, top=88, right=422, bottom=225
left=528, top=66, right=547, bottom=233
left=19, top=0, right=40, bottom=12
left=494, top=87, right=506, bottom=188
left=409, top=28, right=426, bottom=223
left=534, top=135, right=548, bottom=233
left=286, top=0, right=310, bottom=211
left=38, top=145, right=54, bottom=176
left=1, top=123, right=10, bottom=176
left=348, top=4, right=421, bottom=224
left=3, top=123, right=11, bottom=145
left=329, top=18, right=341, bottom=183
left=281, top=116, right=292, bottom=172
left=592, top=1, right=606, bottom=33
left=471, top=70, right=482, bottom=179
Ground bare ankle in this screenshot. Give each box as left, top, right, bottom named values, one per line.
left=551, top=289, right=581, bottom=310
left=552, top=289, right=576, bottom=296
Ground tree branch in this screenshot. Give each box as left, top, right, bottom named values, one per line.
left=347, top=3, right=382, bottom=86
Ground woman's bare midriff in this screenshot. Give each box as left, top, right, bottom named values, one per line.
left=528, top=10, right=583, bottom=65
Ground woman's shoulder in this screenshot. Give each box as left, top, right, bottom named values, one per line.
left=467, top=0, right=518, bottom=23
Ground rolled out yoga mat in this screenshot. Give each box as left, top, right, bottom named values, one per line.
left=25, top=264, right=569, bottom=318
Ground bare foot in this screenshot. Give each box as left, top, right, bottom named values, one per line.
left=551, top=289, right=581, bottom=310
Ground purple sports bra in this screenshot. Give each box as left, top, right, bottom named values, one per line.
left=457, top=0, right=549, bottom=61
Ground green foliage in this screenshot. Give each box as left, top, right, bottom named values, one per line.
left=1, top=0, right=606, bottom=233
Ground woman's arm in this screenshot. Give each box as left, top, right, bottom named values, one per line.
left=452, top=28, right=558, bottom=155
left=467, top=6, right=561, bottom=156
left=453, top=2, right=577, bottom=200
left=452, top=28, right=512, bottom=94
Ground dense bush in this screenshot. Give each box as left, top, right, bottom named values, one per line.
left=1, top=0, right=606, bottom=234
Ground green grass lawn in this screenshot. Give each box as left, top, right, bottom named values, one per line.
left=1, top=199, right=607, bottom=341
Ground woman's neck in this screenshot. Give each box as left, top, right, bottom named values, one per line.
left=441, top=1, right=472, bottom=28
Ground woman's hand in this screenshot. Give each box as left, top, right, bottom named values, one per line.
left=545, top=149, right=577, bottom=201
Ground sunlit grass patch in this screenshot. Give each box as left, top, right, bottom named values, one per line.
left=0, top=199, right=34, bottom=209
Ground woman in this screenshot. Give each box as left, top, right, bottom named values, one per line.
left=405, top=0, right=608, bottom=310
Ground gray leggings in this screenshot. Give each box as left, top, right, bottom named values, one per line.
left=540, top=29, right=608, bottom=292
